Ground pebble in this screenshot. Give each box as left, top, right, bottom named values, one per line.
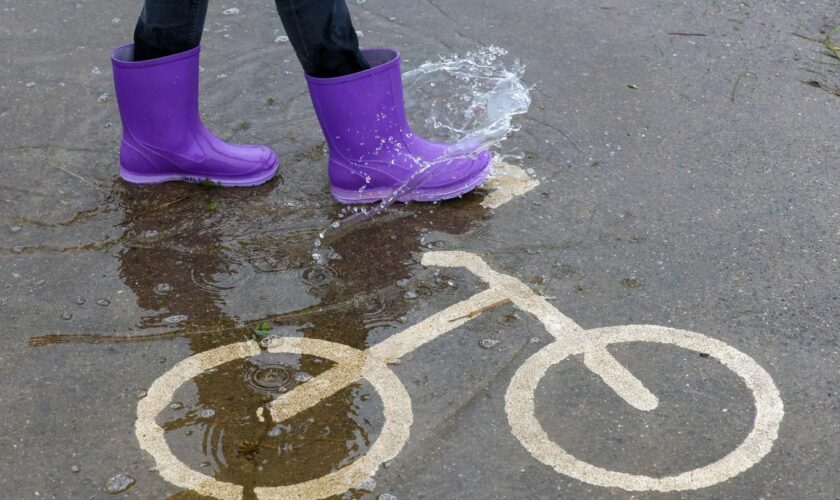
left=134, top=389, right=147, bottom=399
left=91, top=66, right=102, bottom=75
left=403, top=290, right=417, bottom=299
left=97, top=93, right=110, bottom=103
left=141, top=230, right=159, bottom=239
left=379, top=494, right=397, bottom=500
left=274, top=35, right=289, bottom=43
left=153, top=283, right=172, bottom=295
left=222, top=7, right=240, bottom=15
left=10, top=225, right=21, bottom=233
left=25, top=81, right=35, bottom=87
left=103, top=474, right=135, bottom=494
left=61, top=312, right=73, bottom=321
left=96, top=299, right=110, bottom=307
left=70, top=465, right=80, bottom=473
left=479, top=338, right=501, bottom=349
left=111, top=17, right=120, bottom=24
left=169, top=402, right=183, bottom=410
left=294, top=372, right=313, bottom=383
left=355, top=30, right=364, bottom=38
left=75, top=296, right=86, bottom=305
left=198, top=408, right=216, bottom=418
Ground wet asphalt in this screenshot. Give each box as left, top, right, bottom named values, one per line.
left=2, top=0, right=840, bottom=498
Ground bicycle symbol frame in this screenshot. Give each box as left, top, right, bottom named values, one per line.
left=136, top=251, right=784, bottom=499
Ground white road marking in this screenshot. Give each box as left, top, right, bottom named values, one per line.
left=584, top=346, right=659, bottom=411
left=481, top=161, right=539, bottom=209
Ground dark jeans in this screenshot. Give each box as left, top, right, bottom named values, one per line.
left=133, top=0, right=369, bottom=78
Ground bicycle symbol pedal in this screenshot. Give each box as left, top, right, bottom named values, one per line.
left=137, top=251, right=783, bottom=499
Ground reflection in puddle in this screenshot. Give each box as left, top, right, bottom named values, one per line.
left=160, top=354, right=383, bottom=493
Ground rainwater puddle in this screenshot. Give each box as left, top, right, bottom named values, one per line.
left=159, top=352, right=384, bottom=494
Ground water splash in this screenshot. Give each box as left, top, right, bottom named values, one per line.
left=312, top=46, right=531, bottom=261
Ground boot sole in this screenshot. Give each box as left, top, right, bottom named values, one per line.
left=120, top=158, right=279, bottom=187
left=330, top=158, right=492, bottom=204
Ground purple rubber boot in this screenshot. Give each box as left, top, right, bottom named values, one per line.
left=111, top=44, right=278, bottom=187
left=305, top=48, right=492, bottom=203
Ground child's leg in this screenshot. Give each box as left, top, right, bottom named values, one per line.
left=274, top=0, right=370, bottom=78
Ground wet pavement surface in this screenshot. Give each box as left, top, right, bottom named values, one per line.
left=2, top=0, right=840, bottom=498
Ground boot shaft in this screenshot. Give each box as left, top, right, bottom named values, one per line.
left=111, top=44, right=202, bottom=150
left=305, top=49, right=413, bottom=164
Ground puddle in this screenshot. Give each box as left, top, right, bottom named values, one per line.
left=19, top=44, right=535, bottom=499
left=159, top=353, right=384, bottom=495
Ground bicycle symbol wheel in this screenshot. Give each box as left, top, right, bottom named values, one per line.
left=135, top=337, right=413, bottom=500
left=506, top=324, right=784, bottom=492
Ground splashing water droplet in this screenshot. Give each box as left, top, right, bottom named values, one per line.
left=479, top=338, right=501, bottom=349
left=312, top=46, right=530, bottom=261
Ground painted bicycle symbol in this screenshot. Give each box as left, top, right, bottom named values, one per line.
left=136, top=250, right=784, bottom=499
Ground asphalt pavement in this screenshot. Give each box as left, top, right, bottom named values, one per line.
left=1, top=0, right=839, bottom=498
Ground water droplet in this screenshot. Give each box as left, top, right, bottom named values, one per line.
left=222, top=7, right=240, bottom=15
left=96, top=299, right=110, bottom=307
left=163, top=314, right=188, bottom=325
left=479, top=338, right=501, bottom=349
left=103, top=474, right=135, bottom=494
left=169, top=402, right=183, bottom=410
left=61, top=312, right=73, bottom=321
left=274, top=34, right=289, bottom=43
left=111, top=17, right=121, bottom=24
left=198, top=408, right=215, bottom=418
left=75, top=296, right=86, bottom=305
